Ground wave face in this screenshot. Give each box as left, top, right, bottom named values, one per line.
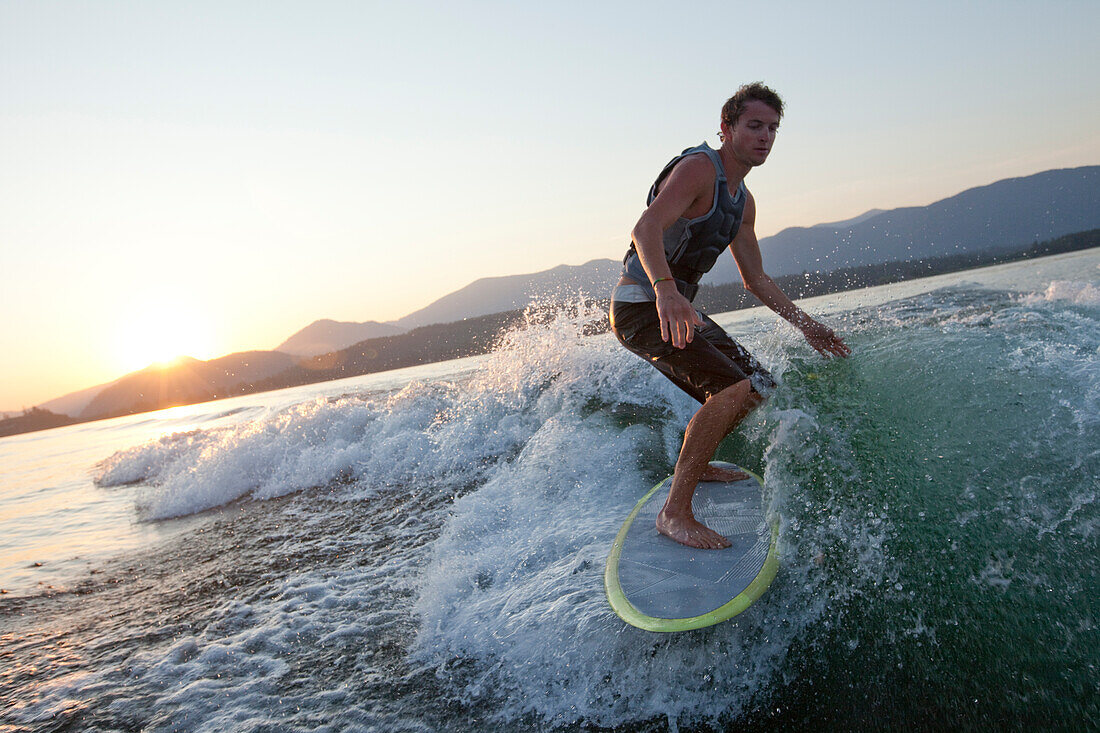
left=5, top=264, right=1099, bottom=731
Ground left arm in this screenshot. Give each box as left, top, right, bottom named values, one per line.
left=730, top=193, right=852, bottom=358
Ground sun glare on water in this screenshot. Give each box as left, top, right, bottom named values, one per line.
left=112, top=298, right=215, bottom=374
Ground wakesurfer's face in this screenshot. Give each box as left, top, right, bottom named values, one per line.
left=723, top=100, right=781, bottom=167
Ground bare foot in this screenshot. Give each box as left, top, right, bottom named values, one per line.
left=656, top=510, right=732, bottom=550
left=699, top=464, right=750, bottom=482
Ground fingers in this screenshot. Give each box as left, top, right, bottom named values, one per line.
left=826, top=334, right=851, bottom=358
left=656, top=289, right=701, bottom=349
left=805, top=322, right=851, bottom=359
left=661, top=317, right=686, bottom=348
left=661, top=316, right=678, bottom=348
left=814, top=339, right=848, bottom=359
left=674, top=303, right=696, bottom=348
left=659, top=312, right=695, bottom=348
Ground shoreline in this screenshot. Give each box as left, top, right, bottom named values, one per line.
left=3, top=235, right=1097, bottom=440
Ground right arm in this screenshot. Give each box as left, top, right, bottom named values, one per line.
left=730, top=192, right=851, bottom=359
left=629, top=155, right=713, bottom=349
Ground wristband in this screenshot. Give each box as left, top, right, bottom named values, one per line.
left=652, top=277, right=674, bottom=287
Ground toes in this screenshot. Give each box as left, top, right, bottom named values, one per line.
left=689, top=530, right=710, bottom=549
left=695, top=529, right=726, bottom=550
left=656, top=517, right=730, bottom=549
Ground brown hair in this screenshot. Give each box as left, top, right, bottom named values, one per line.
left=721, top=82, right=784, bottom=127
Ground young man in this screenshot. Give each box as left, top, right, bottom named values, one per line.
left=611, top=82, right=851, bottom=550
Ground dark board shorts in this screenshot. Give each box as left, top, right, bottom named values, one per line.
left=610, top=300, right=777, bottom=404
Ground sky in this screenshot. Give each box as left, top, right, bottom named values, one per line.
left=2, top=0, right=1099, bottom=411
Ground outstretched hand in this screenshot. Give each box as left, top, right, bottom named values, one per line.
left=800, top=319, right=851, bottom=358
left=655, top=286, right=704, bottom=349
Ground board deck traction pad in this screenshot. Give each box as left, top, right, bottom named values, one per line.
left=604, top=462, right=778, bottom=632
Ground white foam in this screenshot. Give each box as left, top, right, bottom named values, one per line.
left=12, top=259, right=1100, bottom=730
left=86, top=280, right=1098, bottom=726
left=1020, top=279, right=1100, bottom=306
left=411, top=415, right=787, bottom=726
left=405, top=316, right=899, bottom=727
left=93, top=299, right=679, bottom=523
left=100, top=574, right=374, bottom=731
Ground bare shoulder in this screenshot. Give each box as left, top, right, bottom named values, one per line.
left=668, top=153, right=714, bottom=186
left=655, top=153, right=713, bottom=200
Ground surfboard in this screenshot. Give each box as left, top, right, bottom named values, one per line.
left=604, top=461, right=778, bottom=632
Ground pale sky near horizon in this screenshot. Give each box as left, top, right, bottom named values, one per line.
left=2, top=0, right=1099, bottom=410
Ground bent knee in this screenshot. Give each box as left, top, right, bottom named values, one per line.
left=705, top=378, right=769, bottom=412
left=707, top=378, right=753, bottom=405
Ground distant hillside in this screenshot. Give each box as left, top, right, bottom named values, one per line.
left=0, top=407, right=77, bottom=438
left=4, top=234, right=1094, bottom=438
left=17, top=165, right=1097, bottom=430
left=372, top=167, right=1099, bottom=326
left=704, top=165, right=1100, bottom=284
left=695, top=229, right=1100, bottom=315
left=267, top=166, right=1097, bottom=347
left=80, top=351, right=299, bottom=420
left=39, top=378, right=124, bottom=418
left=249, top=310, right=528, bottom=395
left=812, top=209, right=886, bottom=229
left=276, top=319, right=407, bottom=357
left=393, top=259, right=623, bottom=329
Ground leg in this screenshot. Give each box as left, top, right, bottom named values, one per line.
left=656, top=380, right=765, bottom=549
left=683, top=311, right=777, bottom=482
left=611, top=301, right=775, bottom=549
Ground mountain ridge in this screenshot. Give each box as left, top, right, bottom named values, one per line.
left=704, top=165, right=1099, bottom=283
left=25, top=165, right=1100, bottom=418
left=276, top=319, right=407, bottom=357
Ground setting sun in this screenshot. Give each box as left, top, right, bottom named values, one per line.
left=112, top=298, right=214, bottom=374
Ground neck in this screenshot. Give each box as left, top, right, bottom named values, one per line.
left=717, top=142, right=753, bottom=185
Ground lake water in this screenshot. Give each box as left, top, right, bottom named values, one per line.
left=2, top=249, right=1097, bottom=731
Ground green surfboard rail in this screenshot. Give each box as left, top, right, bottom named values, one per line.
left=604, top=466, right=778, bottom=632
